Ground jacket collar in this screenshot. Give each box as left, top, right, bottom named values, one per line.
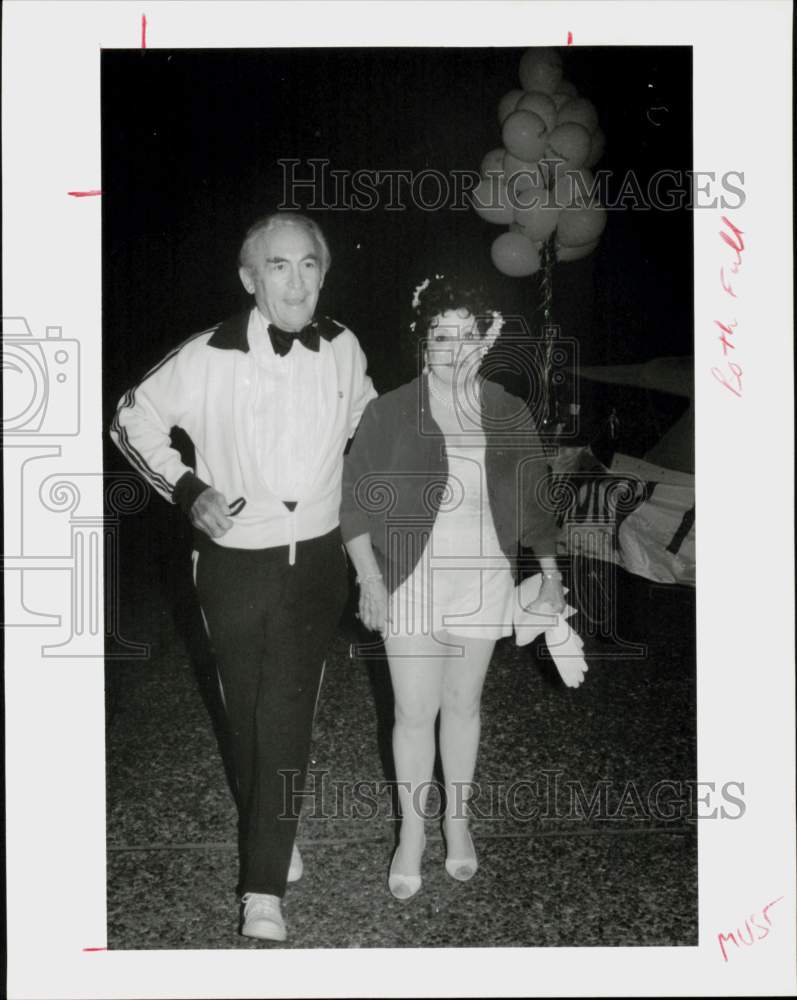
left=208, top=310, right=250, bottom=351
left=208, top=308, right=345, bottom=353
left=415, top=372, right=510, bottom=433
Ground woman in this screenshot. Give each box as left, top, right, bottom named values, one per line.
left=340, top=274, right=565, bottom=899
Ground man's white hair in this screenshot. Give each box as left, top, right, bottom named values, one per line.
left=239, top=212, right=331, bottom=275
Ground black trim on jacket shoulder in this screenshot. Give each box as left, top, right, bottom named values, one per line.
left=208, top=311, right=250, bottom=351
left=208, top=310, right=346, bottom=353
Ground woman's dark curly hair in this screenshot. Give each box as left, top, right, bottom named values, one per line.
left=409, top=274, right=494, bottom=345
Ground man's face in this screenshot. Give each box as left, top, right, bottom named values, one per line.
left=239, top=224, right=325, bottom=331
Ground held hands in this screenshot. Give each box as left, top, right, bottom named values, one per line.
left=357, top=575, right=390, bottom=637
left=523, top=573, right=566, bottom=616
left=190, top=487, right=235, bottom=538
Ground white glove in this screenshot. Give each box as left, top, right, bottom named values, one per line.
left=513, top=574, right=589, bottom=689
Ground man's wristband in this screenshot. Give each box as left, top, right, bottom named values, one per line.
left=542, top=570, right=563, bottom=581
left=173, top=471, right=212, bottom=514
left=357, top=572, right=383, bottom=586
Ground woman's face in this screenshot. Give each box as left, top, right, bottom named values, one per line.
left=425, top=309, right=483, bottom=378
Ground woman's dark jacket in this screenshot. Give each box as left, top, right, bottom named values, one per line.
left=340, top=375, right=561, bottom=592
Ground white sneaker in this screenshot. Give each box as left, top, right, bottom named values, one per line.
left=240, top=893, right=287, bottom=942
left=287, top=843, right=303, bottom=883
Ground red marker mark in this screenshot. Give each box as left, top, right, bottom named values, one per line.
left=713, top=213, right=745, bottom=397
left=142, top=13, right=147, bottom=49
left=719, top=267, right=737, bottom=298
left=719, top=215, right=744, bottom=267
left=82, top=947, right=107, bottom=952
left=718, top=897, right=784, bottom=962
left=567, top=31, right=573, bottom=45
left=68, top=190, right=103, bottom=198
left=712, top=362, right=743, bottom=397
left=714, top=319, right=738, bottom=355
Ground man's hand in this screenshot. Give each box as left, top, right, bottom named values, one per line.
left=190, top=487, right=235, bottom=538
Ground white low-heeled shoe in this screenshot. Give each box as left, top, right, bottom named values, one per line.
left=388, top=838, right=425, bottom=900
left=444, top=830, right=478, bottom=882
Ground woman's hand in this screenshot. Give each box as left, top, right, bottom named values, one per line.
left=524, top=574, right=566, bottom=616
left=344, top=534, right=389, bottom=635
left=358, top=576, right=390, bottom=636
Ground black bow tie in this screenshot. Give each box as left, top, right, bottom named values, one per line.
left=268, top=321, right=320, bottom=357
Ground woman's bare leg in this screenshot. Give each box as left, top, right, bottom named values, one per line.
left=439, top=634, right=495, bottom=863
left=384, top=632, right=445, bottom=878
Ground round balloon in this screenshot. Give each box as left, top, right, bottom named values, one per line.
left=498, top=89, right=524, bottom=124
left=471, top=175, right=515, bottom=225
left=553, top=167, right=598, bottom=208
left=502, top=151, right=543, bottom=197
left=509, top=224, right=544, bottom=253
left=481, top=147, right=506, bottom=177
left=515, top=91, right=557, bottom=133
left=552, top=79, right=579, bottom=114
left=557, top=96, right=599, bottom=134
left=514, top=183, right=560, bottom=241
left=518, top=47, right=563, bottom=95
left=491, top=231, right=542, bottom=277
left=502, top=109, right=548, bottom=163
left=556, top=205, right=607, bottom=246
left=545, top=122, right=591, bottom=171
left=584, top=127, right=606, bottom=168
left=555, top=240, right=599, bottom=262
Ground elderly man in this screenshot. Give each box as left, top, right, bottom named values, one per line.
left=111, top=212, right=376, bottom=941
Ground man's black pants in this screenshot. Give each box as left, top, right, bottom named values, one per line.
left=195, top=527, right=348, bottom=897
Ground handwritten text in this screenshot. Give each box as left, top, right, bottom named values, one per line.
left=718, top=896, right=784, bottom=962
left=711, top=215, right=745, bottom=397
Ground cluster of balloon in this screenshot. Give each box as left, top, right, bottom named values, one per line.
left=472, top=47, right=607, bottom=277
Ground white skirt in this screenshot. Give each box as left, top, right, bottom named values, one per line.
left=387, top=446, right=514, bottom=641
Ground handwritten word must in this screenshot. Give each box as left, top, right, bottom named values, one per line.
left=718, top=896, right=784, bottom=962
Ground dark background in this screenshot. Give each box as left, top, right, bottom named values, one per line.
left=102, top=46, right=693, bottom=426
left=102, top=49, right=698, bottom=948
left=102, top=44, right=694, bottom=610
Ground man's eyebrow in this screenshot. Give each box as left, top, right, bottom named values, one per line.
left=266, top=253, right=319, bottom=264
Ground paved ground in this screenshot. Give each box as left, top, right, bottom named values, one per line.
left=106, top=508, right=697, bottom=949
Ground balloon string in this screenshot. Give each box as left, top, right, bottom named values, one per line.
left=538, top=233, right=557, bottom=429
left=540, top=234, right=555, bottom=327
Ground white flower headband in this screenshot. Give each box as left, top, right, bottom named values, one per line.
left=481, top=310, right=504, bottom=357
left=411, top=277, right=432, bottom=309
left=409, top=274, right=446, bottom=330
